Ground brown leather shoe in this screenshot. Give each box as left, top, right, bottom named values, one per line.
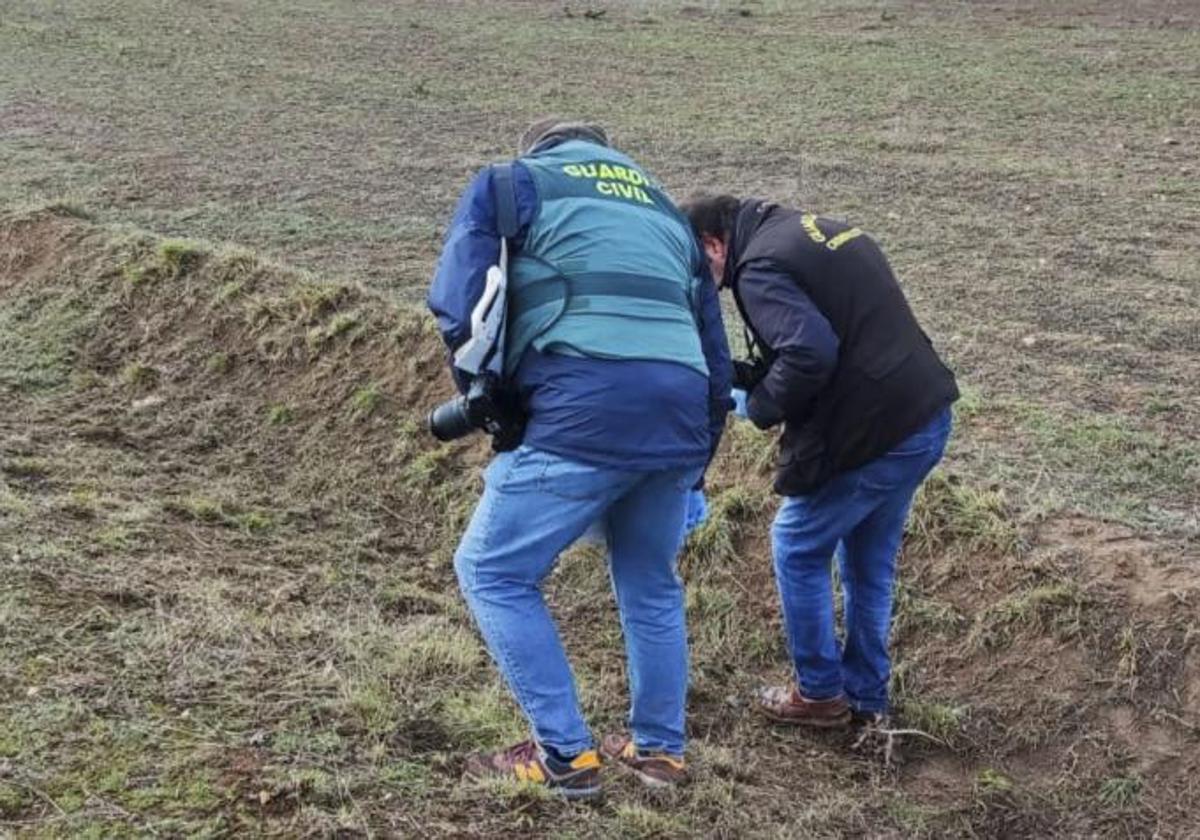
left=599, top=733, right=688, bottom=788
left=757, top=685, right=852, bottom=728
left=463, top=740, right=602, bottom=800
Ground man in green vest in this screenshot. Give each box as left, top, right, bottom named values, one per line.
left=427, top=119, right=732, bottom=797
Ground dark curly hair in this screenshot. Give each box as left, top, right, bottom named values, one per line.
left=680, top=193, right=740, bottom=241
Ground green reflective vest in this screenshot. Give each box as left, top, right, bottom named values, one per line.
left=504, top=140, right=708, bottom=378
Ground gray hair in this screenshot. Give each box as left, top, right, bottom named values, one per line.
left=518, top=118, right=609, bottom=155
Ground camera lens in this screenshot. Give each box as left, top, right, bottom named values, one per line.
left=427, top=396, right=475, bottom=441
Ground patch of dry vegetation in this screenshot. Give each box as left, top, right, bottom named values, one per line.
left=1, top=210, right=1197, bottom=837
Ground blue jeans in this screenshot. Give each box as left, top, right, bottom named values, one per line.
left=772, top=409, right=952, bottom=713
left=454, top=445, right=700, bottom=756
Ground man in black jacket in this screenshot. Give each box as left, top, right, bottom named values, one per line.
left=683, top=195, right=958, bottom=727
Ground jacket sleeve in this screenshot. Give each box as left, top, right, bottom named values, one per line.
left=738, top=259, right=839, bottom=430
left=696, top=260, right=734, bottom=481
left=426, top=164, right=535, bottom=390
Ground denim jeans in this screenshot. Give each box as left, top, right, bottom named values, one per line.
left=772, top=408, right=952, bottom=713
left=454, top=445, right=700, bottom=756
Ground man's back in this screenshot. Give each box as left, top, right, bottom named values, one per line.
left=730, top=200, right=958, bottom=493
left=429, top=137, right=731, bottom=470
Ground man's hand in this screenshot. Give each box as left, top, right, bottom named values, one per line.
left=732, top=358, right=768, bottom=391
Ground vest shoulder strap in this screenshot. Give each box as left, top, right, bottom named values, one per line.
left=491, top=163, right=519, bottom=240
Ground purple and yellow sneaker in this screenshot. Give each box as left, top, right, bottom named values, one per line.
left=600, top=733, right=689, bottom=788
left=463, top=740, right=602, bottom=800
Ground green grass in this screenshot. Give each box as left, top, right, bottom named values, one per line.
left=899, top=699, right=969, bottom=743
left=907, top=471, right=1020, bottom=558
left=157, top=238, right=207, bottom=277
left=326, top=311, right=360, bottom=339
left=266, top=403, right=294, bottom=425
left=120, top=361, right=158, bottom=388
left=970, top=582, right=1089, bottom=650
left=0, top=285, right=96, bottom=391
left=613, top=804, right=685, bottom=838
left=1098, top=774, right=1142, bottom=808
left=349, top=382, right=382, bottom=419
left=206, top=351, right=232, bottom=374
left=1012, top=402, right=1199, bottom=528
left=2, top=456, right=50, bottom=479
left=440, top=685, right=526, bottom=747
left=975, top=768, right=1015, bottom=796
left=391, top=618, right=480, bottom=681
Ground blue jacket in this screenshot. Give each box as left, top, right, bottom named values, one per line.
left=428, top=143, right=732, bottom=471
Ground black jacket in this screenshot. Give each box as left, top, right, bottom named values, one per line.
left=728, top=200, right=959, bottom=496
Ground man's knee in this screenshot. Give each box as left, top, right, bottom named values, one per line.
left=621, top=598, right=686, bottom=636
left=612, top=561, right=683, bottom=622
left=771, top=527, right=834, bottom=571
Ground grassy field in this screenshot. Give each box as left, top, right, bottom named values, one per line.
left=2, top=1, right=1199, bottom=836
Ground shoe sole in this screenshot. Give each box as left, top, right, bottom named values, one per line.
left=553, top=783, right=604, bottom=802
left=629, top=768, right=680, bottom=789
left=757, top=706, right=852, bottom=729
left=601, top=756, right=684, bottom=789
left=462, top=772, right=604, bottom=801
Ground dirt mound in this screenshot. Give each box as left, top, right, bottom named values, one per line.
left=1046, top=516, right=1200, bottom=611
left=3, top=210, right=1199, bottom=837
left=1, top=207, right=482, bottom=541
left=885, top=500, right=1200, bottom=835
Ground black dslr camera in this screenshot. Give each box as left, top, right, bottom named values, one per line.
left=427, top=372, right=524, bottom=450
left=733, top=357, right=770, bottom=391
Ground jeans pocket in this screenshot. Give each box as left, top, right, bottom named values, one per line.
left=484, top=445, right=544, bottom=494
left=858, top=446, right=939, bottom=495
left=537, top=452, right=616, bottom=500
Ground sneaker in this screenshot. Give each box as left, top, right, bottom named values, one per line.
left=599, top=733, right=688, bottom=788
left=463, top=740, right=602, bottom=800
left=757, top=685, right=851, bottom=728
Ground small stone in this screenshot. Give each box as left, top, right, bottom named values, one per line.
left=1021, top=335, right=1038, bottom=348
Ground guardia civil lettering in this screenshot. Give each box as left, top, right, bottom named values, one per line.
left=561, top=161, right=655, bottom=205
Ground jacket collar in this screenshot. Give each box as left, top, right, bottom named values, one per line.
left=726, top=199, right=771, bottom=288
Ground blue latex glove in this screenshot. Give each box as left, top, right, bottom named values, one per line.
left=683, top=489, right=708, bottom=534
left=731, top=388, right=749, bottom=419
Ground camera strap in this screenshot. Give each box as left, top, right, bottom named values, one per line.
left=490, top=164, right=519, bottom=380
left=492, top=163, right=519, bottom=241
left=743, top=322, right=763, bottom=365
left=453, top=165, right=520, bottom=379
